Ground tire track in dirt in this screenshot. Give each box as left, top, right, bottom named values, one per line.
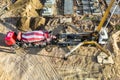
left=28, top=55, right=50, bottom=80
left=38, top=50, right=62, bottom=80
left=15, top=49, right=35, bottom=80
left=13, top=49, right=45, bottom=80
left=34, top=56, right=51, bottom=80
left=43, top=57, right=62, bottom=80
left=14, top=48, right=61, bottom=80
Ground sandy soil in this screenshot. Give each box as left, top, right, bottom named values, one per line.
left=0, top=0, right=120, bottom=80
left=0, top=21, right=120, bottom=80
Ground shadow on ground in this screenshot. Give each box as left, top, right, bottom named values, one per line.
left=0, top=33, right=6, bottom=46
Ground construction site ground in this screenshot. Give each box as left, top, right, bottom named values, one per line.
left=0, top=0, right=120, bottom=80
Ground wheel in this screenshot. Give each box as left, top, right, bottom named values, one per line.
left=22, top=43, right=28, bottom=48
left=12, top=44, right=20, bottom=50
left=52, top=38, right=58, bottom=44
left=45, top=45, right=53, bottom=52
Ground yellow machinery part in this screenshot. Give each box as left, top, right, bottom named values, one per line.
left=96, top=0, right=115, bottom=32
left=83, top=41, right=110, bottom=56
left=64, top=41, right=110, bottom=58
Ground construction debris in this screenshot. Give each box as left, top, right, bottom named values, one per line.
left=97, top=52, right=114, bottom=64
left=42, top=0, right=56, bottom=16
left=60, top=17, right=72, bottom=23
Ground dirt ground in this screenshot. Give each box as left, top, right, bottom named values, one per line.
left=0, top=0, right=120, bottom=80
left=0, top=23, right=120, bottom=80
